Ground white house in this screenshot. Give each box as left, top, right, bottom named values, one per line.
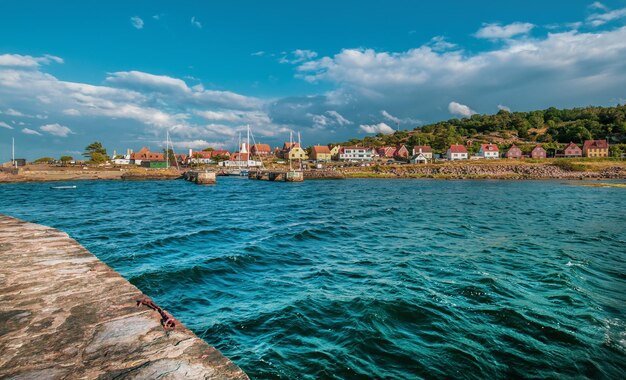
left=412, top=146, right=432, bottom=160
left=446, top=144, right=468, bottom=160
left=478, top=144, right=500, bottom=159
left=409, top=153, right=428, bottom=164
left=339, top=146, right=374, bottom=161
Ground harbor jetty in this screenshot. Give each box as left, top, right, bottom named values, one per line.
left=183, top=170, right=217, bottom=184
left=0, top=215, right=247, bottom=379
left=249, top=169, right=304, bottom=182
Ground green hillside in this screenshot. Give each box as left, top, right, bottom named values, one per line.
left=336, top=105, right=626, bottom=156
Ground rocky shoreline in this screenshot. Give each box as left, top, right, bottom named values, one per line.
left=2, top=162, right=626, bottom=183
left=342, top=164, right=626, bottom=180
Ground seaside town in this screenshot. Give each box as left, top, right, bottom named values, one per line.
left=1, top=138, right=616, bottom=168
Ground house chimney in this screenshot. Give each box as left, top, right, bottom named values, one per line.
left=188, top=148, right=193, bottom=157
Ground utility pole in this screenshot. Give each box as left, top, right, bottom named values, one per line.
left=12, top=137, right=15, bottom=168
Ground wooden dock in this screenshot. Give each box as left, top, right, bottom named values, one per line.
left=0, top=215, right=247, bottom=379
left=248, top=170, right=304, bottom=182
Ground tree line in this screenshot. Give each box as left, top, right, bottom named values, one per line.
left=334, top=105, right=626, bottom=156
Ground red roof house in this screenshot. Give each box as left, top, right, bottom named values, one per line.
left=505, top=144, right=522, bottom=159
left=251, top=144, right=271, bottom=156
left=559, top=142, right=582, bottom=157
left=531, top=145, right=546, bottom=159
left=130, top=147, right=164, bottom=161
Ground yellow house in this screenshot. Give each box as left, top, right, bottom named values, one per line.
left=286, top=143, right=308, bottom=160
left=583, top=140, right=609, bottom=157
left=311, top=145, right=331, bottom=162
left=329, top=145, right=341, bottom=160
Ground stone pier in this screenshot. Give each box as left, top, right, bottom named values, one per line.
left=183, top=170, right=217, bottom=184
left=0, top=215, right=248, bottom=379
left=248, top=170, right=304, bottom=182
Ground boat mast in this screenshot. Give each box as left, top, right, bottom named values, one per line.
left=247, top=124, right=250, bottom=167
left=298, top=131, right=302, bottom=171
left=289, top=131, right=293, bottom=171
left=166, top=130, right=170, bottom=169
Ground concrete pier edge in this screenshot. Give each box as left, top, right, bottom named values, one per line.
left=0, top=214, right=248, bottom=379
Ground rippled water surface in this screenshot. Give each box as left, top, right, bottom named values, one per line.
left=1, top=178, right=625, bottom=378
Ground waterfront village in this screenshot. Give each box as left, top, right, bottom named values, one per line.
left=95, top=139, right=610, bottom=168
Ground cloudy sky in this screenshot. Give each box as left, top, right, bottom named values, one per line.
left=1, top=0, right=626, bottom=159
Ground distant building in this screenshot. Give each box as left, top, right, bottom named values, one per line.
left=310, top=145, right=332, bottom=162
left=478, top=144, right=500, bottom=159
left=219, top=151, right=262, bottom=167
left=446, top=144, right=468, bottom=160
left=278, top=142, right=308, bottom=160
left=329, top=145, right=341, bottom=160
left=582, top=140, right=609, bottom=158
left=505, top=144, right=522, bottom=159
left=130, top=147, right=164, bottom=165
left=377, top=147, right=396, bottom=158
left=340, top=146, right=374, bottom=161
left=251, top=144, right=271, bottom=156
left=412, top=146, right=433, bottom=159
left=558, top=142, right=582, bottom=158
left=409, top=153, right=428, bottom=164
left=394, top=145, right=410, bottom=159
left=187, top=149, right=230, bottom=164
left=531, top=145, right=547, bottom=159
left=140, top=161, right=168, bottom=169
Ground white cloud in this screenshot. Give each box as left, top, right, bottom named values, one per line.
left=448, top=102, right=477, bottom=117
left=381, top=110, right=401, bottom=124
left=294, top=25, right=626, bottom=128
left=497, top=104, right=511, bottom=112
left=280, top=49, right=318, bottom=64
left=589, top=2, right=609, bottom=11
left=0, top=54, right=63, bottom=68
left=1, top=108, right=25, bottom=116
left=251, top=51, right=265, bottom=56
left=105, top=70, right=263, bottom=109
left=475, top=22, right=535, bottom=39
left=326, top=110, right=351, bottom=126
left=171, top=140, right=226, bottom=150
left=191, top=16, right=202, bottom=29
left=307, top=110, right=352, bottom=129
left=22, top=128, right=42, bottom=136
left=428, top=36, right=457, bottom=51
left=359, top=122, right=395, bottom=134
left=40, top=123, right=73, bottom=137
left=63, top=108, right=81, bottom=116
left=0, top=121, right=13, bottom=129
left=130, top=16, right=144, bottom=29
left=587, top=6, right=626, bottom=27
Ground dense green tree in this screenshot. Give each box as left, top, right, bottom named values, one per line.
left=59, top=155, right=73, bottom=164
left=163, top=148, right=176, bottom=165
left=83, top=142, right=108, bottom=162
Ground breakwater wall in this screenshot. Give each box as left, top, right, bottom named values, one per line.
left=0, top=215, right=248, bottom=379
left=344, top=164, right=626, bottom=179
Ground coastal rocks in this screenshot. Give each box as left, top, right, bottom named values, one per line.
left=347, top=164, right=626, bottom=179
left=303, top=170, right=345, bottom=179
left=0, top=215, right=248, bottom=379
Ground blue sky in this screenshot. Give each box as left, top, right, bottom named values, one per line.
left=1, top=0, right=626, bottom=159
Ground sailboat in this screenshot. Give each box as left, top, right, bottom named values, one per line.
left=285, top=131, right=304, bottom=182
left=223, top=125, right=263, bottom=175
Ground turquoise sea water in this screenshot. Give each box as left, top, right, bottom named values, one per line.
left=1, top=178, right=625, bottom=379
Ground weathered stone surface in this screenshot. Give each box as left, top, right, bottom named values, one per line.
left=0, top=215, right=248, bottom=380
